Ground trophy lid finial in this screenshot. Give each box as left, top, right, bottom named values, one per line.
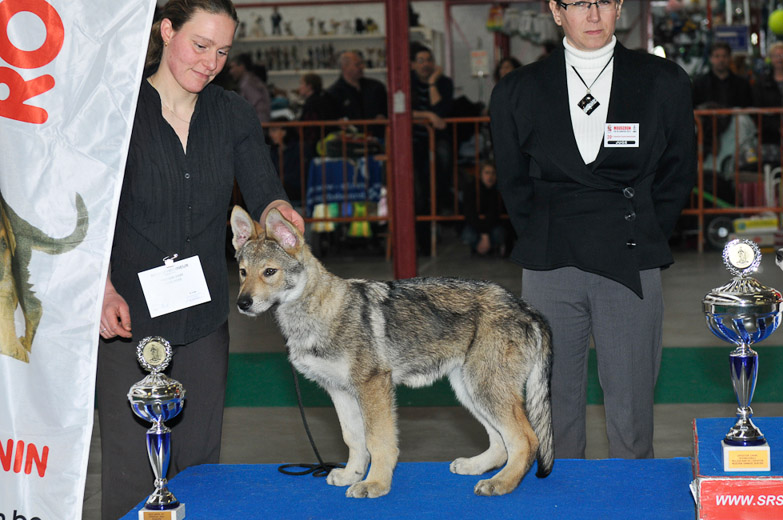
left=136, top=336, right=172, bottom=374
left=723, top=238, right=761, bottom=278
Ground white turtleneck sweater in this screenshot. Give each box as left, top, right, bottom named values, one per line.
left=564, top=36, right=616, bottom=164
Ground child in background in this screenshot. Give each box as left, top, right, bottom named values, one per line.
left=462, top=161, right=506, bottom=257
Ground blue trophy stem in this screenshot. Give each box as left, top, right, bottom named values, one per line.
left=725, top=344, right=766, bottom=446
left=145, top=422, right=180, bottom=510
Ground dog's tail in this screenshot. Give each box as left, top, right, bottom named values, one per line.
left=525, top=314, right=554, bottom=478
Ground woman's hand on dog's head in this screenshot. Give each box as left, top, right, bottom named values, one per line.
left=261, top=201, right=305, bottom=234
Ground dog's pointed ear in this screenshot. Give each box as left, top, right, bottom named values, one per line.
left=230, top=205, right=260, bottom=251
left=265, top=207, right=302, bottom=253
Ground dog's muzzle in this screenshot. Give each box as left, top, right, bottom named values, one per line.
left=237, top=295, right=254, bottom=312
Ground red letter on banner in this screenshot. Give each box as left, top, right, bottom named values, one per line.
left=0, top=438, right=13, bottom=471
left=0, top=0, right=64, bottom=69
left=0, top=0, right=64, bottom=124
left=0, top=67, right=54, bottom=123
left=24, top=442, right=49, bottom=477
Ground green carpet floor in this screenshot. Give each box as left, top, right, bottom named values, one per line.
left=225, top=346, right=783, bottom=407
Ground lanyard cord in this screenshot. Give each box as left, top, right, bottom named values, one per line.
left=571, top=53, right=614, bottom=94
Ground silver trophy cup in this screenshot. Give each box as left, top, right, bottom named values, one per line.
left=703, top=239, right=782, bottom=447
left=128, top=336, right=186, bottom=511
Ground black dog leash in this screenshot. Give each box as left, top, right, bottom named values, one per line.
left=277, top=364, right=345, bottom=477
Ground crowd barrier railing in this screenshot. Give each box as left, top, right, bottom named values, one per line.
left=689, top=107, right=783, bottom=252
left=252, top=110, right=783, bottom=258
left=255, top=116, right=499, bottom=258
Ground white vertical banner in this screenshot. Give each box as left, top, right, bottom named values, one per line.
left=0, top=1, right=156, bottom=518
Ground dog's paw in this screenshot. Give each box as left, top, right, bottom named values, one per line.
left=345, top=480, right=390, bottom=498
left=327, top=467, right=364, bottom=487
left=450, top=457, right=499, bottom=475
left=474, top=477, right=515, bottom=496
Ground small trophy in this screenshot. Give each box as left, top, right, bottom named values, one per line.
left=128, top=336, right=186, bottom=519
left=703, top=239, right=781, bottom=471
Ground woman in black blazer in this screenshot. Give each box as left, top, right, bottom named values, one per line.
left=490, top=0, right=695, bottom=460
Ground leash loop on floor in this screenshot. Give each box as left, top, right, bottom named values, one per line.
left=278, top=364, right=345, bottom=478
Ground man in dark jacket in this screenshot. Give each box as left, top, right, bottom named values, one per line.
left=692, top=41, right=752, bottom=108
left=326, top=50, right=387, bottom=137
left=410, top=42, right=454, bottom=249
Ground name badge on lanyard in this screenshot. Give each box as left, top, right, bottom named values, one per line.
left=604, top=123, right=640, bottom=148
left=138, top=254, right=211, bottom=318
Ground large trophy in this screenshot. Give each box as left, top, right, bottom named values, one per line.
left=703, top=239, right=781, bottom=471
left=128, top=336, right=187, bottom=519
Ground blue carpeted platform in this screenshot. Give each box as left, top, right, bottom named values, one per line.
left=122, top=458, right=695, bottom=519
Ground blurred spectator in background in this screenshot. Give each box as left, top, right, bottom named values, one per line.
left=753, top=42, right=783, bottom=145
left=494, top=56, right=522, bottom=84
left=692, top=42, right=752, bottom=108
left=327, top=50, right=387, bottom=137
left=410, top=41, right=454, bottom=216
left=461, top=161, right=506, bottom=257
left=267, top=116, right=304, bottom=205
left=228, top=52, right=271, bottom=123
left=537, top=40, right=557, bottom=61
left=298, top=72, right=338, bottom=159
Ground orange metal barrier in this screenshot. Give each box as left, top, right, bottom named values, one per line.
left=257, top=118, right=394, bottom=257
left=688, top=107, right=783, bottom=252
left=256, top=116, right=498, bottom=258
left=255, top=110, right=783, bottom=258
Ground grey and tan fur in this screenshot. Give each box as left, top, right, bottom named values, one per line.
left=230, top=206, right=553, bottom=498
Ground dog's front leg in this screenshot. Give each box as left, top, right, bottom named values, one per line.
left=326, top=387, right=369, bottom=487
left=346, top=371, right=398, bottom=498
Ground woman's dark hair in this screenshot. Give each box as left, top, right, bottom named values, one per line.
left=301, top=73, right=323, bottom=93
left=493, top=57, right=522, bottom=83
left=146, top=0, right=238, bottom=69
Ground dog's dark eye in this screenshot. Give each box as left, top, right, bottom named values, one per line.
left=263, top=268, right=277, bottom=277
left=238, top=268, right=246, bottom=278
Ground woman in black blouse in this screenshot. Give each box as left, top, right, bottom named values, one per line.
left=96, top=1, right=303, bottom=517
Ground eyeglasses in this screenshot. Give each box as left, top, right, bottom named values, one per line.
left=557, top=0, right=617, bottom=13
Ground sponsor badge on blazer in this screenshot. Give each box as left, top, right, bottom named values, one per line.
left=604, top=123, right=639, bottom=148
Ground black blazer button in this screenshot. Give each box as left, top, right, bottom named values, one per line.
left=625, top=211, right=636, bottom=221
left=627, top=239, right=637, bottom=248
left=623, top=187, right=635, bottom=198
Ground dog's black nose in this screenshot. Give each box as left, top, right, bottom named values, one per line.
left=237, top=295, right=253, bottom=311
left=777, top=248, right=783, bottom=264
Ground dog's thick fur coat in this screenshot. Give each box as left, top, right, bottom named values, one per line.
left=231, top=207, right=554, bottom=498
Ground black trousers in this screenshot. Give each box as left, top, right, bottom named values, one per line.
left=96, top=322, right=229, bottom=519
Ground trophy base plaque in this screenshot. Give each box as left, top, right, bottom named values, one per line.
left=138, top=504, right=186, bottom=520
left=722, top=441, right=771, bottom=472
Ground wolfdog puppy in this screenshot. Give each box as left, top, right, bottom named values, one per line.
left=230, top=206, right=553, bottom=498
